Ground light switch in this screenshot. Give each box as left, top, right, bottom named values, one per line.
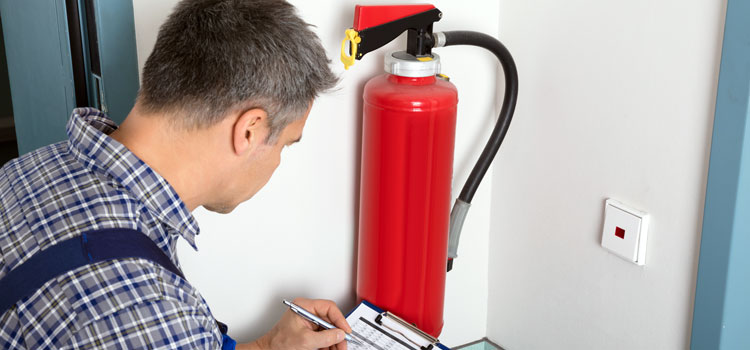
left=601, top=199, right=649, bottom=265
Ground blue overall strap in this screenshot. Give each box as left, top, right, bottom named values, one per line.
left=0, top=228, right=237, bottom=349
left=0, top=228, right=183, bottom=314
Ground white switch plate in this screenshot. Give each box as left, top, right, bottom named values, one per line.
left=601, top=199, right=649, bottom=265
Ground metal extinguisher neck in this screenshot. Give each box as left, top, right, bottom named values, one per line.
left=384, top=51, right=441, bottom=78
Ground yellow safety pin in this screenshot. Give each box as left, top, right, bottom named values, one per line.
left=340, top=28, right=361, bottom=70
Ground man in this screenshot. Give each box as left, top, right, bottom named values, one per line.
left=0, top=0, right=350, bottom=349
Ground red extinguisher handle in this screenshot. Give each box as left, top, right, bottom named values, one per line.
left=341, top=5, right=442, bottom=70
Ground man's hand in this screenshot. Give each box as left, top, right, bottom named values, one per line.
left=238, top=298, right=352, bottom=350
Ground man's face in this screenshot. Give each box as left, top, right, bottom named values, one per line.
left=204, top=109, right=309, bottom=213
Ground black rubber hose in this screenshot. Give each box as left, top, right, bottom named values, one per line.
left=442, top=31, right=518, bottom=203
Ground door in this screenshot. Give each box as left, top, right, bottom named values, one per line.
left=691, top=0, right=750, bottom=348
left=0, top=0, right=138, bottom=155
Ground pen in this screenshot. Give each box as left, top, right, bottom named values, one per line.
left=283, top=299, right=365, bottom=346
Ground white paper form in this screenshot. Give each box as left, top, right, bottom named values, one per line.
left=346, top=303, right=435, bottom=350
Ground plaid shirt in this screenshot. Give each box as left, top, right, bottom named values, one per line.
left=0, top=108, right=222, bottom=349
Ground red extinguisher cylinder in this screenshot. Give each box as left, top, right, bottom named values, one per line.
left=357, top=73, right=458, bottom=337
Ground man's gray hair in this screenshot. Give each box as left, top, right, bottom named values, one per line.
left=138, top=0, right=337, bottom=142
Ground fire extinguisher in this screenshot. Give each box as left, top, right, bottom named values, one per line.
left=341, top=4, right=518, bottom=337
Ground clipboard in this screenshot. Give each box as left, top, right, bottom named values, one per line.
left=346, top=300, right=451, bottom=350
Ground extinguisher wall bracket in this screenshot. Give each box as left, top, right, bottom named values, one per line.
left=340, top=6, right=442, bottom=70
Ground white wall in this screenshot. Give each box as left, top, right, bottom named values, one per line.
left=132, top=0, right=500, bottom=346
left=487, top=1, right=726, bottom=349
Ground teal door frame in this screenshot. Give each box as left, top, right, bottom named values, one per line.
left=90, top=0, right=139, bottom=125
left=0, top=0, right=138, bottom=155
left=691, top=0, right=750, bottom=348
left=0, top=0, right=77, bottom=155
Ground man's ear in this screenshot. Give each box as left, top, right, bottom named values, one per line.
left=232, top=108, right=269, bottom=156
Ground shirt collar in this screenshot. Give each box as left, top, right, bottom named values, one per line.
left=66, top=107, right=200, bottom=250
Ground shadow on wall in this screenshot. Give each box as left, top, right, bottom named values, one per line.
left=349, top=73, right=365, bottom=305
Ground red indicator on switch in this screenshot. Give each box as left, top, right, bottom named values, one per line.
left=615, top=226, right=625, bottom=239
